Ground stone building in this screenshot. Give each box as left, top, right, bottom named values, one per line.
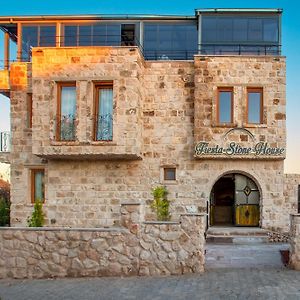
left=0, top=8, right=299, bottom=232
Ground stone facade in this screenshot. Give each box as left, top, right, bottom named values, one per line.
left=0, top=204, right=206, bottom=279
left=5, top=46, right=298, bottom=232
left=289, top=214, right=300, bottom=270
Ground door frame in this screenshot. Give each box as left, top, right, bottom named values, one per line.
left=208, top=171, right=262, bottom=228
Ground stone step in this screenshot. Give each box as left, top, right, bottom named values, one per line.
left=206, top=226, right=268, bottom=237
left=206, top=234, right=269, bottom=244
left=205, top=243, right=289, bottom=270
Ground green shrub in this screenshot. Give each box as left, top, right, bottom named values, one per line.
left=151, top=186, right=171, bottom=221
left=27, top=200, right=45, bottom=227
left=0, top=197, right=10, bottom=226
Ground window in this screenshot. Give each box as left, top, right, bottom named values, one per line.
left=27, top=93, right=32, bottom=128
left=22, top=24, right=56, bottom=61
left=31, top=169, right=45, bottom=203
left=201, top=16, right=280, bottom=55
left=143, top=22, right=198, bottom=60
left=94, top=83, right=113, bottom=141
left=63, top=24, right=121, bottom=46
left=164, top=168, right=176, bottom=181
left=57, top=83, right=77, bottom=141
left=247, top=88, right=263, bottom=124
left=217, top=88, right=233, bottom=124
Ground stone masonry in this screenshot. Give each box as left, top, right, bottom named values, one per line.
left=0, top=203, right=206, bottom=279
left=3, top=46, right=298, bottom=232
left=289, top=214, right=300, bottom=270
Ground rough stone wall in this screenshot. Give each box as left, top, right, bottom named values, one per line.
left=31, top=47, right=144, bottom=159
left=194, top=56, right=286, bottom=159
left=0, top=204, right=206, bottom=279
left=9, top=62, right=45, bottom=225
left=284, top=174, right=300, bottom=215
left=0, top=70, right=10, bottom=91
left=289, top=214, right=300, bottom=270
left=8, top=48, right=294, bottom=232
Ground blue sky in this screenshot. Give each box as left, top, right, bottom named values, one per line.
left=0, top=0, right=299, bottom=173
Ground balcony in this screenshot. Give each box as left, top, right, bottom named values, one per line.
left=0, top=131, right=11, bottom=163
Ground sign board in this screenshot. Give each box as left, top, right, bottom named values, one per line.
left=194, top=128, right=285, bottom=159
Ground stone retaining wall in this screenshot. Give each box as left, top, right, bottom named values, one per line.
left=290, top=214, right=300, bottom=270
left=0, top=204, right=206, bottom=279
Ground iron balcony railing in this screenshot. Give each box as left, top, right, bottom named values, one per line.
left=198, top=44, right=281, bottom=56
left=0, top=131, right=11, bottom=152
left=96, top=113, right=113, bottom=141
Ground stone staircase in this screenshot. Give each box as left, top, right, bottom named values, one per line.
left=205, top=227, right=289, bottom=269
left=206, top=226, right=269, bottom=244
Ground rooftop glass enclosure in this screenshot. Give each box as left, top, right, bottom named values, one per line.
left=0, top=9, right=282, bottom=67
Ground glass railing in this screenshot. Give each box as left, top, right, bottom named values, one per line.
left=0, top=131, right=11, bottom=152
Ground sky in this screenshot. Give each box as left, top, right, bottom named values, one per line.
left=0, top=0, right=299, bottom=174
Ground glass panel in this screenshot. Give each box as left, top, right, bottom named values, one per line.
left=219, top=91, right=232, bottom=123
left=107, top=25, right=121, bottom=46
left=233, top=18, right=248, bottom=41
left=217, top=18, right=233, bottom=42
left=164, top=168, right=176, bottom=180
left=263, top=18, right=278, bottom=42
left=248, top=19, right=263, bottom=41
left=201, top=15, right=280, bottom=55
left=64, top=25, right=77, bottom=46
left=39, top=26, right=56, bottom=46
left=247, top=178, right=258, bottom=190
left=144, top=23, right=197, bottom=60
left=248, top=91, right=262, bottom=124
left=97, top=88, right=113, bottom=141
left=60, top=86, right=76, bottom=141
left=235, top=174, right=247, bottom=191
left=248, top=191, right=260, bottom=204
left=22, top=26, right=38, bottom=61
left=93, top=24, right=107, bottom=45
left=202, top=17, right=217, bottom=42
left=235, top=191, right=247, bottom=205
left=34, top=170, right=44, bottom=202
left=79, top=25, right=92, bottom=46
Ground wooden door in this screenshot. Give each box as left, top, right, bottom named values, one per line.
left=234, top=174, right=260, bottom=226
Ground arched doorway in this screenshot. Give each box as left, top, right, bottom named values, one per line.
left=210, top=173, right=260, bottom=227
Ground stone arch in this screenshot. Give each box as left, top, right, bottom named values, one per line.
left=208, top=169, right=264, bottom=200
left=207, top=169, right=264, bottom=226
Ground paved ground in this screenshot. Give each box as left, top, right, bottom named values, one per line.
left=0, top=268, right=300, bottom=300
left=206, top=243, right=289, bottom=269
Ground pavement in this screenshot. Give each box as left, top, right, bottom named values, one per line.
left=205, top=243, right=290, bottom=269
left=0, top=268, right=300, bottom=300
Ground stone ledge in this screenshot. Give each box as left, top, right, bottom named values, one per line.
left=0, top=226, right=127, bottom=232
left=180, top=213, right=206, bottom=217
left=121, top=202, right=142, bottom=206
left=143, top=221, right=180, bottom=225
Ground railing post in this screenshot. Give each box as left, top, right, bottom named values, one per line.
left=4, top=32, right=10, bottom=70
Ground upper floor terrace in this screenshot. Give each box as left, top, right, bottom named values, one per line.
left=0, top=8, right=282, bottom=70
